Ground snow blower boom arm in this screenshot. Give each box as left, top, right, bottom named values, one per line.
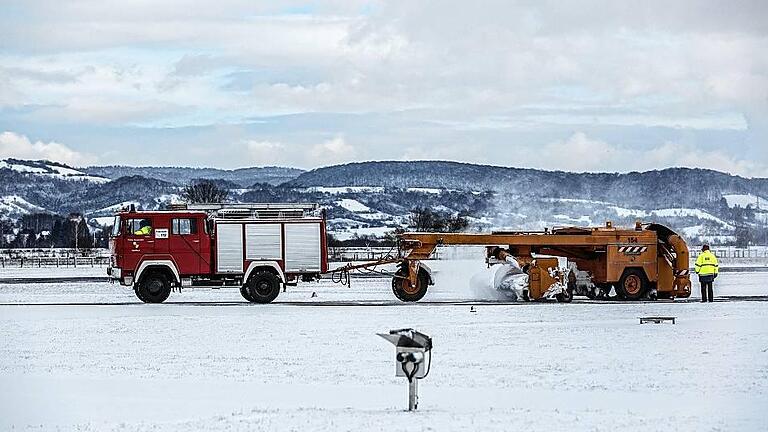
left=391, top=221, right=691, bottom=302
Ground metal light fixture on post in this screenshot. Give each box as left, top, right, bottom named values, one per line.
left=377, top=328, right=433, bottom=411
left=69, top=213, right=83, bottom=268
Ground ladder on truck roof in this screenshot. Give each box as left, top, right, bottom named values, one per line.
left=168, top=202, right=320, bottom=220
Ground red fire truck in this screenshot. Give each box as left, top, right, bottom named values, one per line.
left=107, top=203, right=328, bottom=303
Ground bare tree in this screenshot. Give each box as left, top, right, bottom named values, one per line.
left=408, top=207, right=469, bottom=232
left=182, top=180, right=229, bottom=204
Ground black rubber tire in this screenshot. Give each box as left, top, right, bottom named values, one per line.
left=585, top=286, right=597, bottom=300
left=136, top=271, right=171, bottom=303
left=392, top=267, right=429, bottom=302
left=616, top=269, right=648, bottom=301
left=556, top=287, right=573, bottom=303
left=240, top=285, right=255, bottom=302
left=134, top=285, right=147, bottom=302
left=246, top=271, right=281, bottom=304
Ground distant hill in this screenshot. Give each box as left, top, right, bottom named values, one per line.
left=1, top=158, right=767, bottom=246
left=83, top=165, right=303, bottom=187
left=286, top=161, right=768, bottom=210
left=1, top=158, right=109, bottom=183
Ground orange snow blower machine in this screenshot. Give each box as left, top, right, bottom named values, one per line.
left=383, top=221, right=692, bottom=302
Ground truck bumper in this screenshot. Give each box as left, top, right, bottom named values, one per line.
left=107, top=267, right=132, bottom=286
left=107, top=266, right=121, bottom=279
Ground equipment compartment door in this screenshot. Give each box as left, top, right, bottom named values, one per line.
left=284, top=223, right=321, bottom=272
left=245, top=223, right=282, bottom=261
left=216, top=223, right=244, bottom=273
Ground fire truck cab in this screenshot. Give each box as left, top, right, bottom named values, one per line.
left=108, top=203, right=328, bottom=304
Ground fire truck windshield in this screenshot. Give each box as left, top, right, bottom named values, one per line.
left=111, top=216, right=121, bottom=237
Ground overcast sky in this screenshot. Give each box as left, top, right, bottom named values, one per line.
left=0, top=0, right=766, bottom=176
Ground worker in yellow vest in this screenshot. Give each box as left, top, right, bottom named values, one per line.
left=694, top=244, right=718, bottom=302
left=134, top=220, right=152, bottom=236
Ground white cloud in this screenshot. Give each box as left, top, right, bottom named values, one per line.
left=0, top=1, right=766, bottom=171
left=527, top=132, right=767, bottom=177
left=245, top=140, right=288, bottom=165
left=534, top=133, right=620, bottom=172
left=309, top=135, right=356, bottom=166
left=0, top=131, right=96, bottom=166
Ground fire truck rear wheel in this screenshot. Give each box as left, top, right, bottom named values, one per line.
left=246, top=271, right=281, bottom=304
left=617, top=269, right=647, bottom=301
left=392, top=267, right=429, bottom=302
left=134, top=285, right=147, bottom=302
left=136, top=271, right=172, bottom=303
left=239, top=285, right=255, bottom=302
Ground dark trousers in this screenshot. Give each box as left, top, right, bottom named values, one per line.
left=699, top=275, right=714, bottom=302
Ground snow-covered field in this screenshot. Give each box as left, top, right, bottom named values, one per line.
left=1, top=264, right=767, bottom=431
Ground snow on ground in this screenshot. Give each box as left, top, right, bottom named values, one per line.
left=0, top=195, right=45, bottom=218
left=0, top=263, right=767, bottom=431
left=681, top=225, right=737, bottom=244
left=0, top=160, right=109, bottom=183
left=0, top=266, right=109, bottom=279
left=155, top=193, right=183, bottom=204
left=553, top=214, right=593, bottom=225
left=0, top=161, right=47, bottom=173
left=303, top=186, right=385, bottom=194
left=610, top=206, right=734, bottom=228
left=651, top=208, right=734, bottom=228
left=89, top=216, right=115, bottom=227
left=92, top=200, right=140, bottom=214
left=544, top=197, right=615, bottom=206
left=406, top=187, right=442, bottom=194
left=723, top=194, right=767, bottom=210
left=336, top=198, right=372, bottom=212
left=331, top=226, right=397, bottom=241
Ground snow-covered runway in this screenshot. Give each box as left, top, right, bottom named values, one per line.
left=1, top=266, right=767, bottom=431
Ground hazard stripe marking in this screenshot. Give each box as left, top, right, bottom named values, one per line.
left=618, top=245, right=648, bottom=255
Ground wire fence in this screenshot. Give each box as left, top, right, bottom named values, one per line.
left=0, top=248, right=110, bottom=268
left=0, top=256, right=110, bottom=268
left=0, top=245, right=766, bottom=268
left=690, top=246, right=768, bottom=259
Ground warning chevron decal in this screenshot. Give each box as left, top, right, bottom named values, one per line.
left=618, top=245, right=648, bottom=255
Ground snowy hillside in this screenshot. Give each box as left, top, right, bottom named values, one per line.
left=723, top=194, right=767, bottom=210
left=0, top=195, right=46, bottom=220
left=83, top=165, right=303, bottom=187
left=0, top=159, right=109, bottom=183
left=1, top=158, right=767, bottom=245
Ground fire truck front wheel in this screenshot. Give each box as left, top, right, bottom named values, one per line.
left=136, top=271, right=172, bottom=303
left=246, top=271, right=281, bottom=304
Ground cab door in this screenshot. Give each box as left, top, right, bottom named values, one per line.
left=123, top=216, right=156, bottom=271
left=169, top=217, right=202, bottom=276
left=197, top=217, right=212, bottom=274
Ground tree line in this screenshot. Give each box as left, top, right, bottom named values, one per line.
left=0, top=213, right=105, bottom=249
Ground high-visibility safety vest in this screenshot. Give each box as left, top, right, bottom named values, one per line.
left=695, top=250, right=719, bottom=276
left=134, top=225, right=152, bottom=236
